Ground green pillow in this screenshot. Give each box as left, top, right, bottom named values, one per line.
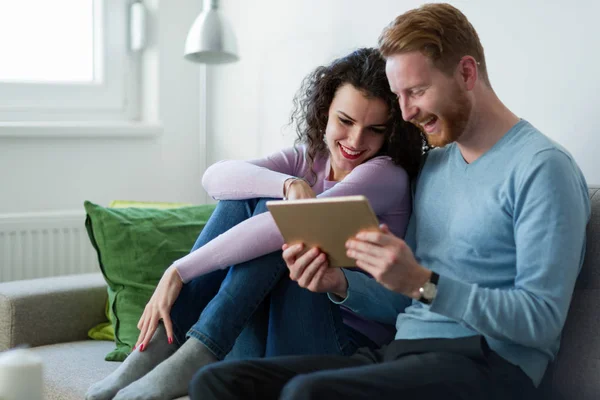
left=87, top=200, right=195, bottom=343
left=84, top=201, right=216, bottom=361
left=87, top=297, right=114, bottom=341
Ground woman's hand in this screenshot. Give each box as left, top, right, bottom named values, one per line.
left=284, top=178, right=316, bottom=200
left=282, top=243, right=348, bottom=298
left=135, top=266, right=183, bottom=351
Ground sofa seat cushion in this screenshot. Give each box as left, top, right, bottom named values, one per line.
left=30, top=340, right=189, bottom=400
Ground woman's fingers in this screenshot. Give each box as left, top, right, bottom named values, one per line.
left=162, top=313, right=174, bottom=345
left=133, top=269, right=183, bottom=351
left=140, top=316, right=159, bottom=351
left=136, top=310, right=151, bottom=349
left=137, top=307, right=147, bottom=330
left=282, top=243, right=303, bottom=265
left=307, top=264, right=327, bottom=291
left=305, top=261, right=330, bottom=292
left=379, top=224, right=391, bottom=234
left=288, top=247, right=320, bottom=281
left=135, top=306, right=174, bottom=350
left=297, top=252, right=327, bottom=289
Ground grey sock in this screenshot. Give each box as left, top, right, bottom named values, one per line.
left=113, top=337, right=218, bottom=400
left=85, top=325, right=176, bottom=400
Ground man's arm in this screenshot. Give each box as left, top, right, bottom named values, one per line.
left=347, top=150, right=590, bottom=349
left=327, top=269, right=413, bottom=326
left=429, top=150, right=589, bottom=348
left=281, top=243, right=412, bottom=326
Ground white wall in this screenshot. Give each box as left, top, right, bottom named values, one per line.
left=0, top=0, right=205, bottom=214
left=209, top=0, right=600, bottom=184
left=2, top=0, right=598, bottom=216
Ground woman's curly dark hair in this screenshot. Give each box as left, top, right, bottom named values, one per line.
left=289, top=47, right=429, bottom=184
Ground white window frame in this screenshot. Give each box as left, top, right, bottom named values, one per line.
left=0, top=0, right=141, bottom=125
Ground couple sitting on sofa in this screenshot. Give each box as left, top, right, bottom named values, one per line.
left=86, top=4, right=590, bottom=400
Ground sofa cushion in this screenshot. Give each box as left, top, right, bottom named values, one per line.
left=538, top=186, right=600, bottom=400
left=0, top=273, right=108, bottom=351
left=84, top=201, right=216, bottom=361
left=30, top=341, right=189, bottom=400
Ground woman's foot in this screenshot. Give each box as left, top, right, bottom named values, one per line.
left=113, top=337, right=218, bottom=400
left=85, top=325, right=176, bottom=400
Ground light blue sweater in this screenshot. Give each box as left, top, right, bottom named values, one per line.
left=331, top=120, right=590, bottom=386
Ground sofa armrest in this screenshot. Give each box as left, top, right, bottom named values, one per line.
left=0, top=273, right=108, bottom=351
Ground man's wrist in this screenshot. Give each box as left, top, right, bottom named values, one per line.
left=408, top=266, right=433, bottom=300
left=330, top=273, right=349, bottom=300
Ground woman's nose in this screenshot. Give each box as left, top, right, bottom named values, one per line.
left=347, top=127, right=365, bottom=148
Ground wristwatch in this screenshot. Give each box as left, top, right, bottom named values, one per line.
left=418, top=271, right=439, bottom=305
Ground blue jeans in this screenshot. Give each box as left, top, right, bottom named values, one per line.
left=170, top=198, right=377, bottom=361
left=265, top=275, right=376, bottom=357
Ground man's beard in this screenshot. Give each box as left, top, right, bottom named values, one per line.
left=417, top=87, right=471, bottom=148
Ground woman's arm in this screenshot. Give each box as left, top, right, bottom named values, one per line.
left=174, top=212, right=283, bottom=283
left=202, top=147, right=307, bottom=200
left=175, top=156, right=411, bottom=282
left=316, top=156, right=409, bottom=213
left=316, top=156, right=411, bottom=238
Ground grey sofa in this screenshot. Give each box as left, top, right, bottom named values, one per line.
left=0, top=186, right=598, bottom=400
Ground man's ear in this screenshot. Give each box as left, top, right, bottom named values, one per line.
left=458, top=56, right=478, bottom=91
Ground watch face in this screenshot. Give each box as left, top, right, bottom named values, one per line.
left=422, top=282, right=437, bottom=299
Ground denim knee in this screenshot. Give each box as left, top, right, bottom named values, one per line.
left=254, top=198, right=275, bottom=214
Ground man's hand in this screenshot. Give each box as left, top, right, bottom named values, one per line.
left=282, top=243, right=348, bottom=298
left=284, top=178, right=316, bottom=200
left=345, top=224, right=431, bottom=299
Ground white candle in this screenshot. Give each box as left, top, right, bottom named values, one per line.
left=0, top=348, right=43, bottom=400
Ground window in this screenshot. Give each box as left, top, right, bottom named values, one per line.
left=0, top=0, right=140, bottom=122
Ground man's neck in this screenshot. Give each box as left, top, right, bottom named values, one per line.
left=455, top=87, right=520, bottom=164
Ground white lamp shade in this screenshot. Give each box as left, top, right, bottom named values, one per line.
left=184, top=8, right=238, bottom=64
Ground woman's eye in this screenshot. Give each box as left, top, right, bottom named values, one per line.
left=371, top=128, right=386, bottom=134
left=339, top=118, right=352, bottom=125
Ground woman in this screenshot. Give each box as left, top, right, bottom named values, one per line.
left=86, top=48, right=426, bottom=400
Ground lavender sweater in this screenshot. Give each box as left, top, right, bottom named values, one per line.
left=172, top=146, right=411, bottom=345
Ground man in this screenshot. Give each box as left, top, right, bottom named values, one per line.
left=189, top=3, right=590, bottom=399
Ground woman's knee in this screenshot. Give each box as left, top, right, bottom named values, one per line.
left=253, top=198, right=277, bottom=215
left=216, top=199, right=253, bottom=212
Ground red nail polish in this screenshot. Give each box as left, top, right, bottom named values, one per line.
left=168, top=337, right=173, bottom=344
left=140, top=344, right=145, bottom=352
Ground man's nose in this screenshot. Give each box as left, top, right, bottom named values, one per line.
left=400, top=96, right=419, bottom=122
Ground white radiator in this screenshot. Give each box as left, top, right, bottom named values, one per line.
left=0, top=211, right=99, bottom=282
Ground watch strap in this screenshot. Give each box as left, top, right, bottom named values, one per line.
left=430, top=271, right=440, bottom=285
left=419, top=271, right=439, bottom=305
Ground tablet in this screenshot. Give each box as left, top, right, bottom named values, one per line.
left=266, top=195, right=380, bottom=267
